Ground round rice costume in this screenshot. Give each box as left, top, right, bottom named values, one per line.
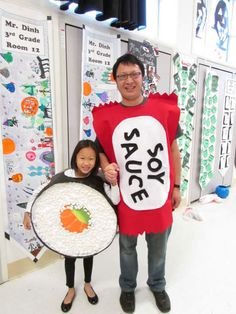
left=92, top=93, right=180, bottom=235
left=30, top=171, right=117, bottom=257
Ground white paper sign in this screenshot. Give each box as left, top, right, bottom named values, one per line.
left=86, top=34, right=114, bottom=67
left=1, top=16, right=45, bottom=55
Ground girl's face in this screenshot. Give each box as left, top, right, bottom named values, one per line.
left=75, top=147, right=96, bottom=177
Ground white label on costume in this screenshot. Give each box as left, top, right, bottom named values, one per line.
left=113, top=116, right=170, bottom=210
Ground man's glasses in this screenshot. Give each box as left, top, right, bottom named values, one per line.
left=116, top=72, right=142, bottom=81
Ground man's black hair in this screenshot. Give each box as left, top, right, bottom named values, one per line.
left=112, top=53, right=145, bottom=80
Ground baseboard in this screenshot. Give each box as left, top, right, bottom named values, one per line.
left=7, top=250, right=61, bottom=280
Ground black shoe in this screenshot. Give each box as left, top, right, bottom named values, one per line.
left=61, top=293, right=75, bottom=312
left=120, top=291, right=135, bottom=313
left=84, top=287, right=99, bottom=305
left=152, top=290, right=171, bottom=313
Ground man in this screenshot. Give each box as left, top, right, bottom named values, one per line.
left=92, top=53, right=181, bottom=313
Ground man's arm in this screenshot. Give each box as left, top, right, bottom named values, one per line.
left=95, top=138, right=117, bottom=175
left=99, top=152, right=110, bottom=172
left=171, top=140, right=181, bottom=209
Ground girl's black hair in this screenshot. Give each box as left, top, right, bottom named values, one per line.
left=70, top=139, right=100, bottom=176
left=112, top=53, right=145, bottom=80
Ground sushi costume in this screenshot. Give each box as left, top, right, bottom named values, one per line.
left=92, top=93, right=180, bottom=236
left=26, top=169, right=120, bottom=257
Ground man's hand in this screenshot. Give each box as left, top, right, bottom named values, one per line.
left=104, top=162, right=119, bottom=185
left=171, top=187, right=181, bottom=210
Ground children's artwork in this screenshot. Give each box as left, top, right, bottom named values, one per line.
left=128, top=39, right=159, bottom=96
left=193, top=0, right=234, bottom=64
left=81, top=27, right=121, bottom=140
left=172, top=53, right=197, bottom=197
left=218, top=79, right=236, bottom=176
left=206, top=0, right=232, bottom=61
left=199, top=70, right=219, bottom=189
left=0, top=10, right=55, bottom=260
left=195, top=0, right=208, bottom=40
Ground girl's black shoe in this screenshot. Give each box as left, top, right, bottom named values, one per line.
left=61, top=293, right=75, bottom=312
left=84, top=287, right=99, bottom=305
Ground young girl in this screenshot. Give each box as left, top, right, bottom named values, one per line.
left=23, top=139, right=120, bottom=313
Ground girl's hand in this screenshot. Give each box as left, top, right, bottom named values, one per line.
left=23, top=212, right=31, bottom=230
left=104, top=163, right=119, bottom=185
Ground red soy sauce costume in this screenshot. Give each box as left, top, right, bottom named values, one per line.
left=92, top=93, right=180, bottom=236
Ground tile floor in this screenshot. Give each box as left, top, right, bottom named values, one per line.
left=1, top=186, right=236, bottom=314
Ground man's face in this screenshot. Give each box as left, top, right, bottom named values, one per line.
left=116, top=63, right=143, bottom=106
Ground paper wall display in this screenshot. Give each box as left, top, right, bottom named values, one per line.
left=172, top=53, right=197, bottom=197
left=0, top=10, right=54, bottom=260
left=81, top=27, right=121, bottom=140
left=193, top=0, right=234, bottom=65
left=218, top=79, right=236, bottom=176
left=128, top=39, right=159, bottom=96
left=199, top=69, right=219, bottom=189
left=195, top=0, right=208, bottom=40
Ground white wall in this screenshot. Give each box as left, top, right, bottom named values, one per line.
left=158, top=0, right=179, bottom=47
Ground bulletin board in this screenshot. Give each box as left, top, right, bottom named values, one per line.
left=65, top=24, right=120, bottom=159
left=172, top=53, right=198, bottom=198
left=188, top=58, right=236, bottom=203
left=0, top=10, right=55, bottom=260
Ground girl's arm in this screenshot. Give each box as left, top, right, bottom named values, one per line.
left=23, top=182, right=48, bottom=230
left=103, top=183, right=120, bottom=205
left=23, top=212, right=31, bottom=230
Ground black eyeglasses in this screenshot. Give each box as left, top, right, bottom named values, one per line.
left=116, top=72, right=142, bottom=81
